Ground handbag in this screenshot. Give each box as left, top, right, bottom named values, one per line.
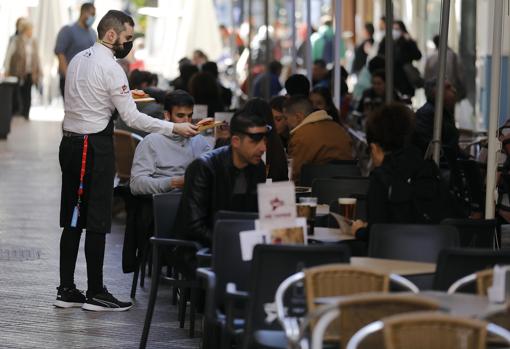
left=403, top=63, right=424, bottom=88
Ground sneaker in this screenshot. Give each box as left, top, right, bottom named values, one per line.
left=82, top=287, right=133, bottom=312
left=54, top=286, right=86, bottom=308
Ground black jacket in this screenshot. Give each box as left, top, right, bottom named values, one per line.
left=173, top=146, right=266, bottom=247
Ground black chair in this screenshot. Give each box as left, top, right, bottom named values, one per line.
left=215, top=210, right=259, bottom=222
left=140, top=192, right=201, bottom=348
left=197, top=219, right=255, bottom=349
left=242, top=244, right=351, bottom=349
left=300, top=161, right=361, bottom=187
left=311, top=177, right=370, bottom=205
left=433, top=248, right=510, bottom=292
left=441, top=218, right=498, bottom=248
left=368, top=224, right=460, bottom=263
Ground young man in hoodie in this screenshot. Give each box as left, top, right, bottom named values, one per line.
left=130, top=90, right=212, bottom=195
left=284, top=95, right=353, bottom=183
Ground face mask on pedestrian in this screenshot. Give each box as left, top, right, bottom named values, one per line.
left=392, top=29, right=402, bottom=40
left=85, top=15, right=95, bottom=28
left=111, top=39, right=133, bottom=59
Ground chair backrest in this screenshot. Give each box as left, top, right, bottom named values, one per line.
left=152, top=192, right=181, bottom=239
left=214, top=210, right=259, bottom=222
left=311, top=294, right=439, bottom=349
left=381, top=312, right=488, bottom=349
left=243, top=244, right=350, bottom=347
left=368, top=224, right=460, bottom=263
left=114, top=129, right=143, bottom=181
left=441, top=218, right=497, bottom=248
left=433, top=248, right=510, bottom=292
left=312, top=177, right=370, bottom=205
left=212, top=219, right=255, bottom=308
left=300, top=162, right=361, bottom=187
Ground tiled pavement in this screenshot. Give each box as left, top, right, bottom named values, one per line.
left=0, top=118, right=201, bottom=349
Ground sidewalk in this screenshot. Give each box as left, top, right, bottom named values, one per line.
left=0, top=117, right=200, bottom=348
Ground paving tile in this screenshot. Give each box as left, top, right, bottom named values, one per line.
left=0, top=118, right=201, bottom=348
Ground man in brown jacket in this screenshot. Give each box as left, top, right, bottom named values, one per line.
left=284, top=95, right=353, bottom=183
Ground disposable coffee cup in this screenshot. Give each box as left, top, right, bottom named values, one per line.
left=297, top=197, right=318, bottom=235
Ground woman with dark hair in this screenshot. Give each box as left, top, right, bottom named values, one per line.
left=188, top=71, right=224, bottom=118
left=240, top=98, right=289, bottom=181
left=351, top=22, right=375, bottom=75
left=351, top=103, right=459, bottom=241
left=309, top=86, right=340, bottom=123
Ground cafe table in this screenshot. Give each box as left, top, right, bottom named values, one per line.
left=350, top=257, right=436, bottom=277
left=315, top=291, right=507, bottom=320
left=310, top=227, right=354, bottom=243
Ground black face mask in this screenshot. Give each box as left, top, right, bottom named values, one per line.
left=112, top=40, right=133, bottom=59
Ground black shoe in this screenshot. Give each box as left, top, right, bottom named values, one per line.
left=54, top=285, right=86, bottom=308
left=82, top=287, right=133, bottom=312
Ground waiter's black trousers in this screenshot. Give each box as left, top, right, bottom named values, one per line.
left=59, top=227, right=105, bottom=295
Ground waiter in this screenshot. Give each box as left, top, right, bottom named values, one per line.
left=53, top=10, right=198, bottom=312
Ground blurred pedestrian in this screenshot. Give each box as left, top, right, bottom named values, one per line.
left=54, top=2, right=97, bottom=99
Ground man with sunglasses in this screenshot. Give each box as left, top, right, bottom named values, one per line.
left=173, top=112, right=268, bottom=275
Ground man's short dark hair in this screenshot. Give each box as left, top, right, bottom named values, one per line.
left=269, top=61, right=283, bottom=75
left=97, top=10, right=134, bottom=39
left=365, top=103, right=415, bottom=152
left=202, top=61, right=219, bottom=78
left=269, top=95, right=287, bottom=113
left=432, top=34, right=440, bottom=49
left=282, top=94, right=314, bottom=115
left=80, top=2, right=95, bottom=15
left=365, top=22, right=375, bottom=37
left=230, top=111, right=267, bottom=136
left=313, top=59, right=327, bottom=69
left=164, top=90, right=195, bottom=112
left=371, top=69, right=386, bottom=81
left=285, top=74, right=310, bottom=97
left=368, top=55, right=385, bottom=74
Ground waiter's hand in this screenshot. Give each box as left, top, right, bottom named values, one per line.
left=173, top=122, right=198, bottom=137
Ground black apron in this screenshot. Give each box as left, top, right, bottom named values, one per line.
left=59, top=119, right=115, bottom=233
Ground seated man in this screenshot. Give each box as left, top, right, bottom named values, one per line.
left=130, top=90, right=212, bottom=195
left=173, top=112, right=268, bottom=250
left=284, top=95, right=353, bottom=183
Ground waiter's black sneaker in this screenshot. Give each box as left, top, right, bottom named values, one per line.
left=82, top=287, right=133, bottom=312
left=54, top=286, right=86, bottom=308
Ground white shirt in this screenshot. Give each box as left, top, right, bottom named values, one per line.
left=63, top=42, right=173, bottom=135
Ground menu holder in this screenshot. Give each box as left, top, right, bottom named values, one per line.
left=488, top=265, right=510, bottom=303
left=240, top=218, right=308, bottom=261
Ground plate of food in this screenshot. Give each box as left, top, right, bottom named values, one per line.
left=196, top=118, right=225, bottom=133
left=132, top=89, right=155, bottom=103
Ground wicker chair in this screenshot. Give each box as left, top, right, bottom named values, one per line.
left=346, top=312, right=510, bottom=349
left=113, top=129, right=142, bottom=183
left=275, top=264, right=419, bottom=346
left=447, top=269, right=493, bottom=295
left=308, top=294, right=439, bottom=349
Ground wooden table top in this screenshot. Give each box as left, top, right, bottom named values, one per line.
left=350, top=257, right=436, bottom=276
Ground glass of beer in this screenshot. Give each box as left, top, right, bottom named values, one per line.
left=297, top=197, right=318, bottom=235
left=338, top=198, right=357, bottom=234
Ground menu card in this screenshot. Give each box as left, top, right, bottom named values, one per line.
left=257, top=181, right=296, bottom=224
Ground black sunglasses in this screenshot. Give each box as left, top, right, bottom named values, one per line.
left=237, top=125, right=272, bottom=142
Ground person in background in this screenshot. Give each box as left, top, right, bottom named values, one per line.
left=311, top=16, right=345, bottom=64
left=241, top=98, right=288, bottom=181
left=351, top=23, right=375, bottom=75
left=202, top=61, right=233, bottom=110
left=285, top=74, right=310, bottom=97
left=130, top=90, right=212, bottom=195
left=253, top=60, right=283, bottom=99
left=284, top=95, right=353, bottom=183
left=171, top=61, right=198, bottom=92
left=269, top=96, right=289, bottom=149
left=172, top=112, right=268, bottom=276
left=352, top=55, right=385, bottom=103
left=312, top=59, right=332, bottom=90
left=189, top=71, right=224, bottom=118
left=309, top=86, right=340, bottom=123
left=192, top=49, right=208, bottom=67
left=4, top=19, right=41, bottom=119
left=54, top=2, right=96, bottom=99
left=424, top=34, right=466, bottom=101
left=378, top=20, right=422, bottom=97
